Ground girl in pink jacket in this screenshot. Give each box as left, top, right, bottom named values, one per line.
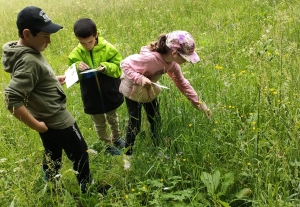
left=119, top=31, right=212, bottom=169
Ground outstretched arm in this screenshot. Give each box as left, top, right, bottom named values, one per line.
left=167, top=67, right=212, bottom=119
left=196, top=101, right=212, bottom=119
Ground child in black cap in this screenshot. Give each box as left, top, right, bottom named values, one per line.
left=2, top=6, right=91, bottom=192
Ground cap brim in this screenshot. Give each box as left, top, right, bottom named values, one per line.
left=40, top=22, right=63, bottom=33
left=178, top=51, right=200, bottom=64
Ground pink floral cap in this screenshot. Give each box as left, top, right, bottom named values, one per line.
left=166, top=30, right=200, bottom=64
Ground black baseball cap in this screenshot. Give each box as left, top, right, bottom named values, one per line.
left=17, top=6, right=63, bottom=33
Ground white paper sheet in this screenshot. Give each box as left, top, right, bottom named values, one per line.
left=64, top=64, right=79, bottom=88
left=80, top=69, right=97, bottom=74
left=152, top=82, right=170, bottom=90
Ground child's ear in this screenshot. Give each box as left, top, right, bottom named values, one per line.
left=171, top=50, right=179, bottom=57
left=23, top=29, right=31, bottom=40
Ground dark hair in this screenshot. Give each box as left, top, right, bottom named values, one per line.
left=73, top=18, right=97, bottom=38
left=18, top=28, right=41, bottom=39
left=147, top=34, right=169, bottom=54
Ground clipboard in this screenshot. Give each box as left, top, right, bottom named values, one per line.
left=79, top=68, right=98, bottom=74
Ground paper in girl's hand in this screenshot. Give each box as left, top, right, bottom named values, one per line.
left=65, top=63, right=79, bottom=88
left=152, top=82, right=170, bottom=90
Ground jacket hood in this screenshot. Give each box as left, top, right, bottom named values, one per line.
left=139, top=46, right=167, bottom=65
left=2, top=41, right=40, bottom=73
left=140, top=46, right=152, bottom=55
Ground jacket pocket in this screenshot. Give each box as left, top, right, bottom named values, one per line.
left=42, top=86, right=66, bottom=114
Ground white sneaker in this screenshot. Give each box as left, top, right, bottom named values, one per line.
left=123, top=155, right=131, bottom=170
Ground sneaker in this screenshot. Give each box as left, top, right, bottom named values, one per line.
left=123, top=155, right=131, bottom=170
left=42, top=166, right=61, bottom=182
left=105, top=145, right=121, bottom=155
left=114, top=138, right=125, bottom=148
left=80, top=172, right=95, bottom=194
left=96, top=184, right=111, bottom=195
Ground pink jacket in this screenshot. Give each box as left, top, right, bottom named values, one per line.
left=119, top=46, right=200, bottom=108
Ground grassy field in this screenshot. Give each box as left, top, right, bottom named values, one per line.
left=1, top=0, right=300, bottom=206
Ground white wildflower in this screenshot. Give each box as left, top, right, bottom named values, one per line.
left=0, top=158, right=7, bottom=163
left=13, top=167, right=20, bottom=172
left=87, top=149, right=98, bottom=154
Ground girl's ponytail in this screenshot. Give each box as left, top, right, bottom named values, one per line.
left=147, top=34, right=169, bottom=54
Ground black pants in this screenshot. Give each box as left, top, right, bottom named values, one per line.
left=125, top=97, right=161, bottom=155
left=39, top=122, right=90, bottom=186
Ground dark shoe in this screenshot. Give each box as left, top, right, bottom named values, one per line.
left=97, top=184, right=111, bottom=195
left=83, top=183, right=111, bottom=195
left=42, top=166, right=61, bottom=182
left=105, top=146, right=121, bottom=155
left=114, top=138, right=125, bottom=148
left=80, top=171, right=95, bottom=193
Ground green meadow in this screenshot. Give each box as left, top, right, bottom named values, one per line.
left=1, top=0, right=300, bottom=206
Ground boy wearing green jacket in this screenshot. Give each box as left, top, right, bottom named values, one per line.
left=68, top=18, right=124, bottom=155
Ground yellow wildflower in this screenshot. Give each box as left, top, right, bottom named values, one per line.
left=215, top=65, right=223, bottom=69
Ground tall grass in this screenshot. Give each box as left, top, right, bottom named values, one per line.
left=1, top=0, right=300, bottom=206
